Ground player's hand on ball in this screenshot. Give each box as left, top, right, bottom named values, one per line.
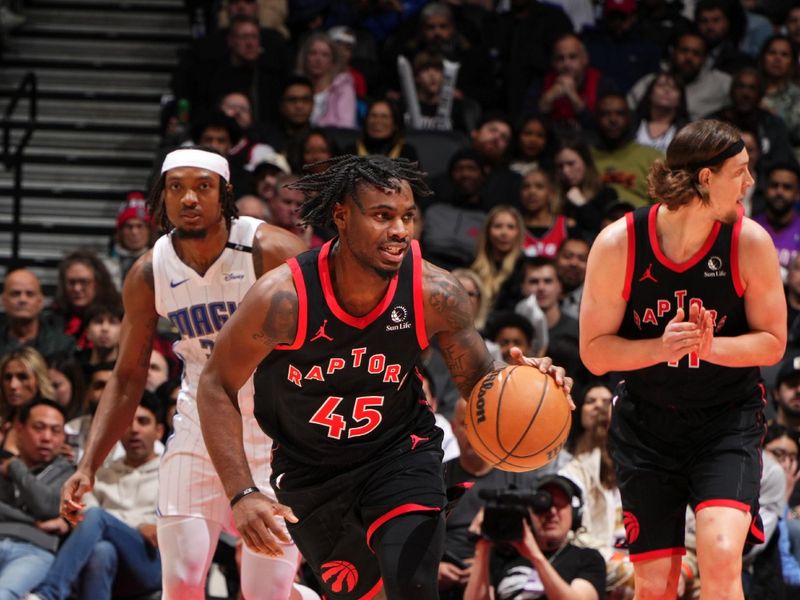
left=661, top=307, right=702, bottom=363
left=60, top=469, right=93, bottom=525
left=508, top=347, right=574, bottom=408
left=232, top=492, right=298, bottom=557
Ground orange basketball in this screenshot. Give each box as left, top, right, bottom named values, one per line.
left=466, top=365, right=571, bottom=472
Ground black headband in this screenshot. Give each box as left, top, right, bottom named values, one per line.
left=685, top=139, right=745, bottom=173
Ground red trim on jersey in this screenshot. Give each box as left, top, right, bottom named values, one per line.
left=622, top=211, right=635, bottom=301
left=411, top=241, right=429, bottom=350
left=361, top=578, right=384, bottom=599
left=629, top=547, right=686, bottom=563
left=275, top=258, right=307, bottom=350
left=365, top=503, right=441, bottom=552
left=695, top=499, right=750, bottom=514
left=318, top=239, right=399, bottom=329
left=731, top=205, right=745, bottom=297
left=750, top=518, right=765, bottom=543
left=648, top=204, right=721, bottom=273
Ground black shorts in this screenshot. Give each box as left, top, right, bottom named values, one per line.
left=272, top=428, right=446, bottom=599
left=609, top=382, right=766, bottom=562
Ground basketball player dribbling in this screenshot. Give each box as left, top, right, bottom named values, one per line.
left=59, top=147, right=317, bottom=599
left=579, top=120, right=786, bottom=600
left=196, top=155, right=574, bottom=600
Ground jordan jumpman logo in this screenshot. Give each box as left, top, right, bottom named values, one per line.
left=311, top=319, right=334, bottom=342
left=639, top=263, right=658, bottom=283
left=410, top=434, right=430, bottom=450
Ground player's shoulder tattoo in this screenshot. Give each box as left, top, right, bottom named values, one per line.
left=139, top=258, right=155, bottom=290
left=252, top=287, right=299, bottom=347
left=423, top=261, right=473, bottom=334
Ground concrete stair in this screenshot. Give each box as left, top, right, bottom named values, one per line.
left=0, top=0, right=189, bottom=296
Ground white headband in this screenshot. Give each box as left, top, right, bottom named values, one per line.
left=161, top=148, right=230, bottom=182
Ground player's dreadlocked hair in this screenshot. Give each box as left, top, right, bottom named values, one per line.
left=147, top=146, right=238, bottom=233
left=289, top=154, right=432, bottom=228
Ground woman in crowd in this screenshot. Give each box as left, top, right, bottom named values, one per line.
left=759, top=34, right=800, bottom=154
left=470, top=205, right=525, bottom=316
left=345, top=98, right=418, bottom=162
left=296, top=32, right=356, bottom=129
left=287, top=127, right=340, bottom=174
left=519, top=167, right=575, bottom=258
left=0, top=347, right=56, bottom=453
left=509, top=115, right=557, bottom=176
left=52, top=249, right=121, bottom=350
left=634, top=70, right=689, bottom=154
left=554, top=137, right=617, bottom=240
left=47, top=354, right=86, bottom=422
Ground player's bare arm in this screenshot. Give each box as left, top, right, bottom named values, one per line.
left=252, top=222, right=307, bottom=278
left=580, top=219, right=703, bottom=375
left=423, top=261, right=572, bottom=400
left=197, top=265, right=299, bottom=556
left=700, top=218, right=786, bottom=366
left=61, top=252, right=159, bottom=523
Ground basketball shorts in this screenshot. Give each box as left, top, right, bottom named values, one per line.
left=273, top=427, right=447, bottom=599
left=158, top=412, right=275, bottom=533
left=609, top=382, right=766, bottom=562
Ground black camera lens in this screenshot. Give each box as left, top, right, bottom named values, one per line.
left=531, top=490, right=553, bottom=514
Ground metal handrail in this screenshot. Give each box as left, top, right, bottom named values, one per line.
left=1, top=71, right=37, bottom=261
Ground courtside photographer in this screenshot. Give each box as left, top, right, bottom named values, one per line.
left=464, top=475, right=605, bottom=600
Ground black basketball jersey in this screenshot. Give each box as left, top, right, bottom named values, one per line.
left=617, top=204, right=759, bottom=408
left=252, top=239, right=435, bottom=469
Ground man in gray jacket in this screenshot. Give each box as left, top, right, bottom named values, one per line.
left=0, top=399, right=73, bottom=598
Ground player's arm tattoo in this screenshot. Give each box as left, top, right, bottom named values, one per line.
left=425, top=267, right=494, bottom=398
left=140, top=259, right=155, bottom=290
left=252, top=290, right=298, bottom=347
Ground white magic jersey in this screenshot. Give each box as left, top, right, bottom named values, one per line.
left=153, top=216, right=260, bottom=421
left=154, top=217, right=275, bottom=522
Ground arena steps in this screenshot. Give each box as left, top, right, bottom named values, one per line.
left=0, top=0, right=187, bottom=290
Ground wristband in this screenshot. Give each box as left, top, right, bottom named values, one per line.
left=230, top=486, right=260, bottom=508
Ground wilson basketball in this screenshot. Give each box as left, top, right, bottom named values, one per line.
left=466, top=365, right=571, bottom=472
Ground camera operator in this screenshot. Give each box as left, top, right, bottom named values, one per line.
left=464, top=475, right=605, bottom=600
left=441, top=398, right=545, bottom=598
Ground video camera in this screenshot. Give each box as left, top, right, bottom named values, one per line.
left=478, top=488, right=554, bottom=543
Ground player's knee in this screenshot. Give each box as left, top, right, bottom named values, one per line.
left=161, top=553, right=210, bottom=597
left=701, top=545, right=744, bottom=580
left=240, top=566, right=294, bottom=599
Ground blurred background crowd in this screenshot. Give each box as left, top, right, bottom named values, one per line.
left=4, top=0, right=800, bottom=598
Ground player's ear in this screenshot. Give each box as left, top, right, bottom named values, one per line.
left=331, top=200, right=347, bottom=230
left=697, top=167, right=711, bottom=188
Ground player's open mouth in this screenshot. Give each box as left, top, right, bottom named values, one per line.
left=380, top=245, right=406, bottom=261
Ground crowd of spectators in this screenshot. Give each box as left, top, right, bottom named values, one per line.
left=5, top=0, right=800, bottom=597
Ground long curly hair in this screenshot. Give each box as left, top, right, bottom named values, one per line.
left=647, top=119, right=742, bottom=209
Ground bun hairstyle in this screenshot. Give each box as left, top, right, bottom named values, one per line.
left=647, top=120, right=743, bottom=209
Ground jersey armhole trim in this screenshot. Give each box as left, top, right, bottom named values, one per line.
left=412, top=241, right=429, bottom=351
left=274, top=258, right=307, bottom=350
left=622, top=211, right=635, bottom=302
left=731, top=208, right=745, bottom=297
